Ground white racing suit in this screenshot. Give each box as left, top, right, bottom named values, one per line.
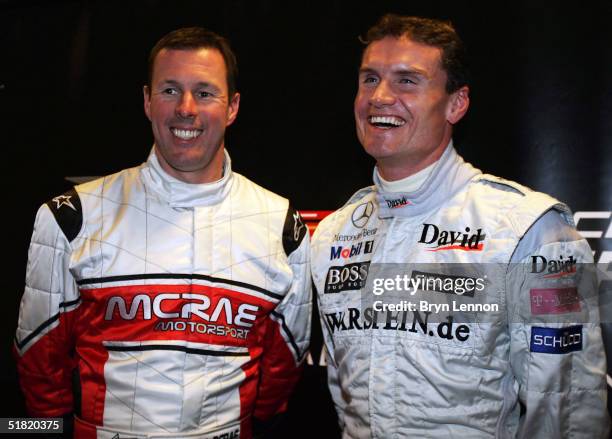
left=311, top=145, right=609, bottom=438
left=15, top=149, right=311, bottom=438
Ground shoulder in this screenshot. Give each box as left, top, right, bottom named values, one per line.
left=40, top=166, right=140, bottom=244
left=232, top=172, right=288, bottom=210
left=469, top=173, right=574, bottom=236
left=232, top=173, right=308, bottom=256
left=75, top=165, right=142, bottom=202
left=511, top=209, right=589, bottom=263
left=472, top=174, right=563, bottom=210
left=35, top=187, right=83, bottom=245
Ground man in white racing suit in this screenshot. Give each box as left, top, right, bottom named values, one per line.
left=15, top=27, right=311, bottom=438
left=311, top=14, right=609, bottom=438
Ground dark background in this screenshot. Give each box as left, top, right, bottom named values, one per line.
left=1, top=0, right=611, bottom=437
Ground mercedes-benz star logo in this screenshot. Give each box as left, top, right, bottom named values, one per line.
left=351, top=201, right=374, bottom=228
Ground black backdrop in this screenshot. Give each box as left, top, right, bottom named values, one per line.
left=2, top=1, right=611, bottom=437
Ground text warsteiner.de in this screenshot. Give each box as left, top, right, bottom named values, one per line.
left=324, top=308, right=470, bottom=342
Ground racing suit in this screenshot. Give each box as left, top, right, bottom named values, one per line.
left=311, top=144, right=609, bottom=438
left=15, top=148, right=311, bottom=439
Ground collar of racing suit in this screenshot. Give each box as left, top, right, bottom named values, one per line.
left=139, top=146, right=234, bottom=208
left=374, top=141, right=482, bottom=218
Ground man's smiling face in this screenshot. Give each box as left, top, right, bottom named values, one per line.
left=354, top=36, right=467, bottom=179
left=144, top=48, right=239, bottom=183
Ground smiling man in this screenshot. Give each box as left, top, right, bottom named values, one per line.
left=15, top=28, right=311, bottom=439
left=144, top=42, right=239, bottom=184
left=311, top=15, right=609, bottom=438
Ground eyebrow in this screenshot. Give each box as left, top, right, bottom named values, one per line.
left=358, top=67, right=429, bottom=78
left=358, top=67, right=377, bottom=75
left=395, top=68, right=428, bottom=78
left=158, top=79, right=217, bottom=89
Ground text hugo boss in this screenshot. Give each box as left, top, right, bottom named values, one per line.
left=104, top=293, right=259, bottom=328
left=330, top=240, right=374, bottom=260
left=530, top=255, right=576, bottom=275
left=324, top=308, right=470, bottom=342
left=419, top=224, right=485, bottom=251
left=324, top=262, right=370, bottom=294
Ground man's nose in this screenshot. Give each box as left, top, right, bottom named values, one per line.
left=176, top=92, right=197, bottom=118
left=370, top=81, right=395, bottom=106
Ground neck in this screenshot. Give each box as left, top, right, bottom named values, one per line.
left=377, top=134, right=451, bottom=181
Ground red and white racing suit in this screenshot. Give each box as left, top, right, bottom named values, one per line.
left=15, top=149, right=311, bottom=438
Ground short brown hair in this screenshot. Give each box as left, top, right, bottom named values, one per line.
left=148, top=27, right=238, bottom=96
left=361, top=14, right=469, bottom=93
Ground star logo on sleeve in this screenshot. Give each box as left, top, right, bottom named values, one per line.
left=52, top=195, right=77, bottom=211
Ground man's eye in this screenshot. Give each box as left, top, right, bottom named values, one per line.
left=363, top=77, right=378, bottom=84
left=399, top=78, right=416, bottom=85
left=162, top=88, right=178, bottom=95
left=197, top=91, right=212, bottom=98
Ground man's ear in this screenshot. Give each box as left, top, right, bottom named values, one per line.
left=447, top=85, right=469, bottom=125
left=143, top=85, right=152, bottom=121
left=226, top=92, right=241, bottom=126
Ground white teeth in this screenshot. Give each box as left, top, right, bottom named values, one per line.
left=369, top=116, right=405, bottom=127
left=171, top=128, right=202, bottom=140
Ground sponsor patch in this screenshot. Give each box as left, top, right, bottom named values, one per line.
left=333, top=228, right=377, bottom=242
left=530, top=325, right=582, bottom=354
left=385, top=196, right=412, bottom=209
left=530, top=287, right=581, bottom=315
left=530, top=255, right=576, bottom=278
left=46, top=188, right=83, bottom=242
left=351, top=201, right=374, bottom=228
left=418, top=223, right=485, bottom=252
left=324, top=261, right=370, bottom=294
left=282, top=207, right=307, bottom=255
left=323, top=308, right=470, bottom=342
left=330, top=240, right=374, bottom=260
